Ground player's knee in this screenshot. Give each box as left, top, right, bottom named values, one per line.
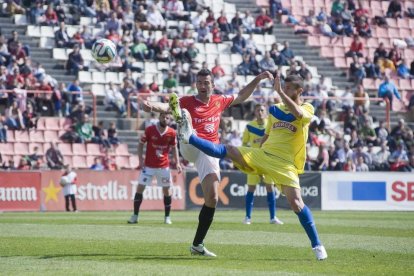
left=226, top=145, right=238, bottom=157
left=289, top=198, right=303, bottom=213
left=205, top=194, right=218, bottom=207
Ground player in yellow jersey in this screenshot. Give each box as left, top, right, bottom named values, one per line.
left=177, top=74, right=327, bottom=260
left=242, top=104, right=283, bottom=225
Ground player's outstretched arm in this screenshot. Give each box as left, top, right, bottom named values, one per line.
left=231, top=71, right=274, bottom=106
left=141, top=100, right=170, bottom=113
left=273, top=74, right=303, bottom=119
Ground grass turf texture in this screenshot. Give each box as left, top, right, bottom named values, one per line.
left=1, top=210, right=413, bottom=275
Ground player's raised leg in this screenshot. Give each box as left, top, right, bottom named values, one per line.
left=128, top=184, right=146, bottom=224
left=282, top=185, right=327, bottom=260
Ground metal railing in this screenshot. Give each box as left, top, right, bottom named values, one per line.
left=0, top=89, right=97, bottom=125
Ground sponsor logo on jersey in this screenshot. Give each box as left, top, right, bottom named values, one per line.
left=204, top=123, right=215, bottom=133
left=272, top=121, right=297, bottom=132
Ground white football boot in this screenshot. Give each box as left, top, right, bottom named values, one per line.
left=190, top=244, right=217, bottom=257
left=312, top=245, right=328, bottom=260
left=243, top=217, right=252, bottom=225
left=270, top=217, right=284, bottom=225
left=127, top=214, right=138, bottom=224
left=164, top=216, right=172, bottom=224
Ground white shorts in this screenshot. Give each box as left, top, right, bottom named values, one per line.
left=180, top=143, right=220, bottom=182
left=138, top=167, right=172, bottom=187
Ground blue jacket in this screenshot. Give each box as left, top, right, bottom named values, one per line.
left=378, top=81, right=401, bottom=100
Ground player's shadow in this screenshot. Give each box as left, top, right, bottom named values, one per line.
left=38, top=253, right=212, bottom=261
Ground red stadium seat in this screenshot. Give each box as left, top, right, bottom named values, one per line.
left=399, top=79, right=411, bottom=91
left=6, top=130, right=14, bottom=142
left=115, top=144, right=129, bottom=156
left=388, top=28, right=400, bottom=39
left=333, top=47, right=345, bottom=57
left=129, top=156, right=139, bottom=169
left=397, top=18, right=410, bottom=29
left=320, top=46, right=334, bottom=58
left=72, top=156, right=87, bottom=169
left=334, top=57, right=347, bottom=68
left=14, top=131, right=30, bottom=142
left=43, top=130, right=59, bottom=143
left=366, top=38, right=379, bottom=48
left=30, top=130, right=44, bottom=142
left=86, top=143, right=103, bottom=156
left=307, top=36, right=320, bottom=47
left=86, top=156, right=96, bottom=168
left=44, top=117, right=60, bottom=130
left=0, top=143, right=14, bottom=155
left=36, top=118, right=46, bottom=130
left=386, top=18, right=397, bottom=28
left=375, top=27, right=389, bottom=38
left=58, top=143, right=73, bottom=156
left=63, top=155, right=73, bottom=167
left=362, top=79, right=376, bottom=90
left=60, top=118, right=73, bottom=130
left=14, top=142, right=29, bottom=155
left=72, top=143, right=87, bottom=156
left=116, top=156, right=131, bottom=169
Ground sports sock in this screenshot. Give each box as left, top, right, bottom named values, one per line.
left=164, top=195, right=172, bottom=217
left=267, top=191, right=276, bottom=220
left=193, top=204, right=216, bottom=246
left=70, top=194, right=77, bottom=211
left=245, top=191, right=254, bottom=219
left=133, top=193, right=143, bottom=215
left=189, top=135, right=227, bottom=158
left=296, top=205, right=321, bottom=248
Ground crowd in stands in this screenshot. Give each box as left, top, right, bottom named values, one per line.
left=1, top=0, right=413, bottom=173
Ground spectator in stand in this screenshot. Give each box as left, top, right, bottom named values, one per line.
left=400, top=155, right=414, bottom=172
left=231, top=29, right=246, bottom=55
left=90, top=157, right=105, bottom=171
left=269, top=0, right=289, bottom=22
left=375, top=120, right=389, bottom=143
left=343, top=157, right=356, bottom=171
left=354, top=84, right=369, bottom=114
left=255, top=8, right=274, bottom=35
left=6, top=0, right=25, bottom=15
left=147, top=4, right=166, bottom=30
left=0, top=116, right=7, bottom=143
left=315, top=144, right=329, bottom=171
left=359, top=118, right=377, bottom=145
left=104, top=82, right=126, bottom=117
left=348, top=55, right=365, bottom=84
left=331, top=0, right=344, bottom=18
left=29, top=1, right=44, bottom=25
left=44, top=4, right=58, bottom=26
left=281, top=41, right=295, bottom=60
left=75, top=114, right=93, bottom=143
left=242, top=10, right=256, bottom=34
left=388, top=46, right=402, bottom=68
left=107, top=122, right=119, bottom=146
left=397, top=59, right=413, bottom=79
left=66, top=45, right=84, bottom=75
left=27, top=145, right=43, bottom=170
left=297, top=61, right=312, bottom=79
left=270, top=43, right=288, bottom=66
left=231, top=12, right=243, bottom=31
left=67, top=78, right=83, bottom=105
left=355, top=16, right=371, bottom=38
left=211, top=22, right=222, bottom=44
left=378, top=75, right=402, bottom=108
left=163, top=71, right=178, bottom=93
left=372, top=141, right=391, bottom=171
left=387, top=0, right=403, bottom=18
left=259, top=51, right=277, bottom=73
left=205, top=9, right=215, bottom=27
left=389, top=141, right=409, bottom=171
left=217, top=10, right=232, bottom=35
left=374, top=43, right=393, bottom=73
left=46, top=142, right=64, bottom=170
left=211, top=58, right=225, bottom=77
left=213, top=72, right=226, bottom=95
left=5, top=100, right=24, bottom=130
left=55, top=22, right=72, bottom=48
left=22, top=103, right=38, bottom=130
left=319, top=18, right=339, bottom=43
left=184, top=43, right=199, bottom=63
left=352, top=142, right=372, bottom=165
left=363, top=57, right=380, bottom=79
left=197, top=21, right=210, bottom=43
left=92, top=121, right=111, bottom=149
left=17, top=158, right=31, bottom=170
left=355, top=155, right=369, bottom=171
left=345, top=35, right=364, bottom=58
left=191, top=9, right=203, bottom=30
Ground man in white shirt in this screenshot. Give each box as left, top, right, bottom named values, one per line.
left=147, top=5, right=166, bottom=30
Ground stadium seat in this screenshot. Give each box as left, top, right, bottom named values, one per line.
left=43, top=130, right=59, bottom=143
left=72, top=156, right=87, bottom=169
left=92, top=71, right=106, bottom=83
left=58, top=143, right=73, bottom=156
left=80, top=49, right=93, bottom=61
left=115, top=144, right=130, bottom=156
left=36, top=118, right=46, bottom=130
left=307, top=36, right=320, bottom=47
left=0, top=143, right=14, bottom=155
left=129, top=156, right=139, bottom=169
left=72, top=144, right=87, bottom=156
left=116, top=156, right=131, bottom=169
left=105, top=72, right=120, bottom=84
left=78, top=71, right=93, bottom=83
left=40, top=26, right=55, bottom=38
left=60, top=118, right=73, bottom=130
left=6, top=130, right=15, bottom=142
left=14, top=131, right=30, bottom=142
left=86, top=143, right=103, bottom=156
left=30, top=130, right=44, bottom=143
left=44, top=117, right=60, bottom=130
left=86, top=155, right=96, bottom=168
left=14, top=142, right=29, bottom=155
left=63, top=155, right=73, bottom=167
left=399, top=79, right=411, bottom=91
left=29, top=143, right=44, bottom=154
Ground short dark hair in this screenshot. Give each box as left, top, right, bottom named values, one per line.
left=285, top=74, right=304, bottom=89
left=197, top=69, right=213, bottom=78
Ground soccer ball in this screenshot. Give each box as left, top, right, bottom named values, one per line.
left=60, top=176, right=71, bottom=186
left=91, top=38, right=117, bottom=64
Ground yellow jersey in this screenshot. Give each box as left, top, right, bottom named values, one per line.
left=242, top=118, right=268, bottom=148
left=262, top=102, right=314, bottom=174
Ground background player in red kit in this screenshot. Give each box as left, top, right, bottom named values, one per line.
left=127, top=113, right=182, bottom=225
left=142, top=69, right=273, bottom=257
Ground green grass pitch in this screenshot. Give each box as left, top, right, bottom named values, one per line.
left=1, top=210, right=413, bottom=275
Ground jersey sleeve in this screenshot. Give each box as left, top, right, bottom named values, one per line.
left=300, top=103, right=314, bottom=124
left=179, top=96, right=190, bottom=109
left=242, top=126, right=250, bottom=146
left=220, top=95, right=235, bottom=111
